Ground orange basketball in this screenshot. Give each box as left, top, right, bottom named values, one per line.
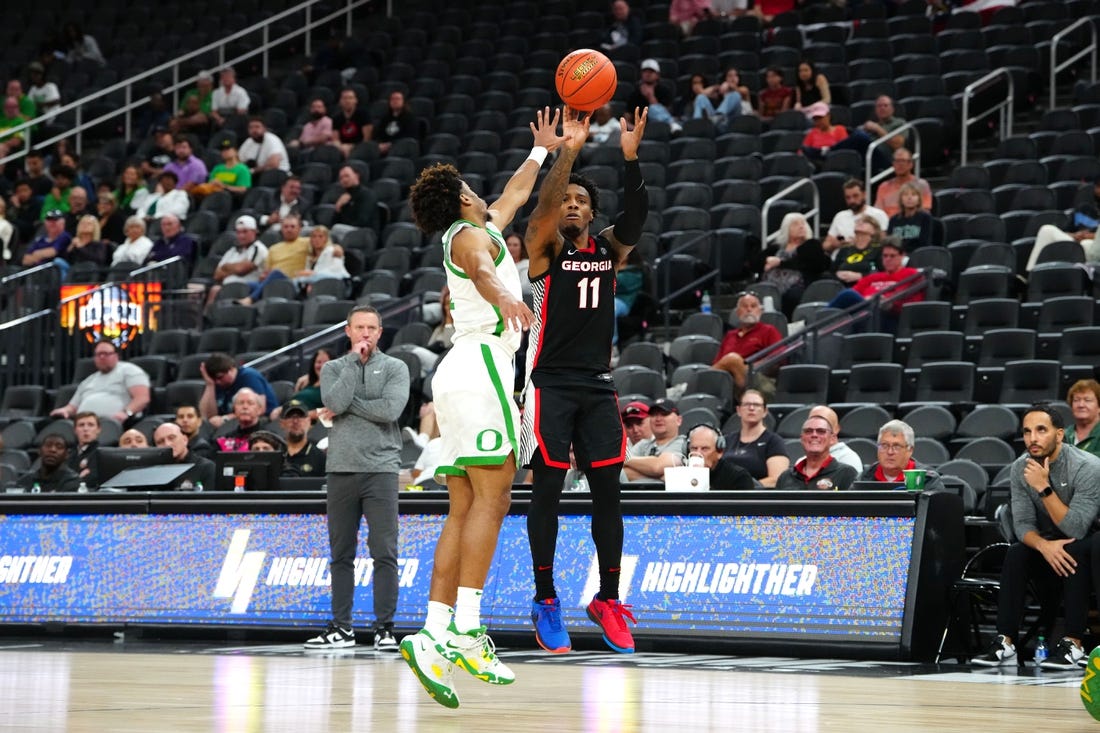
left=555, top=48, right=618, bottom=112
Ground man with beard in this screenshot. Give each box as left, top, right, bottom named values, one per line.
left=973, top=404, right=1100, bottom=670
left=710, top=291, right=782, bottom=392
left=16, top=434, right=80, bottom=492
left=822, top=178, right=888, bottom=253
left=333, top=165, right=378, bottom=230
left=153, top=422, right=215, bottom=491
left=238, top=116, right=290, bottom=174
left=279, top=399, right=326, bottom=476
left=163, top=136, right=208, bottom=192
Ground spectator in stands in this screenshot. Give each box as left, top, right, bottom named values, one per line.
left=775, top=414, right=858, bottom=491
left=62, top=23, right=106, bottom=67
left=584, top=103, right=622, bottom=158
left=63, top=186, right=90, bottom=233
left=622, top=398, right=687, bottom=482
left=1026, top=176, right=1100, bottom=270
left=133, top=92, right=170, bottom=140
left=285, top=347, right=334, bottom=415
left=153, top=422, right=216, bottom=491
left=822, top=179, right=889, bottom=253
left=173, top=72, right=213, bottom=135
left=15, top=434, right=79, bottom=493
left=874, top=148, right=932, bottom=219
left=280, top=399, right=327, bottom=477
left=290, top=98, right=333, bottom=150
left=143, top=213, right=197, bottom=264
left=686, top=424, right=755, bottom=490
left=118, top=429, right=149, bottom=448
left=503, top=230, right=531, bottom=297
left=0, top=95, right=29, bottom=158
left=50, top=339, right=150, bottom=423
left=602, top=0, right=643, bottom=51
left=249, top=430, right=287, bottom=456
left=799, top=102, right=847, bottom=162
left=721, top=389, right=789, bottom=488
left=690, top=70, right=745, bottom=131
left=794, top=60, right=831, bottom=113
left=200, top=352, right=279, bottom=425
left=26, top=63, right=60, bottom=120
left=761, top=211, right=831, bottom=318
left=214, top=388, right=269, bottom=451
left=22, top=209, right=70, bottom=267
left=294, top=224, right=349, bottom=290
left=1066, top=379, right=1100, bottom=458
left=333, top=165, right=378, bottom=230
left=209, top=67, right=250, bottom=128
left=0, top=200, right=13, bottom=263
left=826, top=238, right=924, bottom=329
left=887, top=183, right=936, bottom=252
left=164, top=136, right=208, bottom=193
left=5, top=79, right=36, bottom=119
left=236, top=212, right=308, bottom=303
left=20, top=151, right=53, bottom=198
left=96, top=192, right=126, bottom=244
left=831, top=95, right=908, bottom=173
left=239, top=116, right=290, bottom=174
left=208, top=215, right=268, bottom=304
left=70, top=411, right=101, bottom=487
left=111, top=216, right=154, bottom=267
left=205, top=140, right=252, bottom=197
left=834, top=215, right=883, bottom=284
left=259, top=175, right=303, bottom=232
left=40, top=165, right=75, bottom=219
left=621, top=401, right=653, bottom=449
left=626, top=59, right=678, bottom=130
left=65, top=214, right=108, bottom=270
left=711, top=291, right=783, bottom=393
left=131, top=172, right=190, bottom=221
left=613, top=246, right=646, bottom=346
left=756, top=67, right=793, bottom=124
left=175, top=403, right=215, bottom=460
left=669, top=0, right=713, bottom=36
left=809, top=404, right=862, bottom=472
left=410, top=410, right=444, bottom=490
left=330, top=88, right=371, bottom=157
left=141, top=129, right=175, bottom=181
left=856, top=419, right=945, bottom=490
left=8, top=181, right=39, bottom=243
left=365, top=91, right=418, bottom=157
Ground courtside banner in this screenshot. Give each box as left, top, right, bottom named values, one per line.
left=0, top=513, right=913, bottom=641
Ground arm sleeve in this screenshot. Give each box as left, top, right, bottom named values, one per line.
left=611, top=158, right=648, bottom=246
left=344, top=359, right=410, bottom=423
left=1062, top=457, right=1100, bottom=539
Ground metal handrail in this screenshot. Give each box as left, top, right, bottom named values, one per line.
left=651, top=229, right=723, bottom=334
left=0, top=0, right=371, bottom=166
left=960, top=68, right=1014, bottom=166
left=1050, top=16, right=1098, bottom=110
left=760, top=178, right=820, bottom=247
left=0, top=262, right=56, bottom=286
left=865, top=120, right=923, bottom=194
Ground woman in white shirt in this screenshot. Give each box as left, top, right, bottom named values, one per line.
left=295, top=225, right=350, bottom=287
left=111, top=216, right=154, bottom=266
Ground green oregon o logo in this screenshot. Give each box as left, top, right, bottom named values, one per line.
left=476, top=429, right=503, bottom=452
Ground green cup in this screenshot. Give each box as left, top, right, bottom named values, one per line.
left=903, top=469, right=925, bottom=492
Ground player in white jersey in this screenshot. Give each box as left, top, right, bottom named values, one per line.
left=399, top=108, right=563, bottom=709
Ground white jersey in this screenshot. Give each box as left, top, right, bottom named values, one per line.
left=441, top=219, right=523, bottom=354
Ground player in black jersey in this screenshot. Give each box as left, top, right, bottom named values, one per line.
left=520, top=106, right=649, bottom=654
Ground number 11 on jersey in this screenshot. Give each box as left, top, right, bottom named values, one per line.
left=577, top=276, right=601, bottom=309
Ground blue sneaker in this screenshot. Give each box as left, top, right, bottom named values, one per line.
left=531, top=597, right=571, bottom=653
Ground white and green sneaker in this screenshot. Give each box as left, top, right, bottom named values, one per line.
left=399, top=629, right=460, bottom=708
left=439, top=624, right=516, bottom=685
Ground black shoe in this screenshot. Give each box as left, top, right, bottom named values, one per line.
left=971, top=634, right=1017, bottom=667
left=1040, top=637, right=1086, bottom=670
left=374, top=626, right=398, bottom=651
left=304, top=622, right=355, bottom=649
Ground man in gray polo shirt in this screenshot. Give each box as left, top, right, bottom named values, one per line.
left=50, top=340, right=150, bottom=424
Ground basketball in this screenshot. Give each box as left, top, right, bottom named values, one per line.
left=1082, top=647, right=1100, bottom=721
left=555, top=49, right=618, bottom=112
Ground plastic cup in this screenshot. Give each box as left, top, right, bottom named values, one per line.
left=903, top=469, right=926, bottom=492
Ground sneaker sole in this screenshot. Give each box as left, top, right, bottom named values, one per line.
left=399, top=639, right=460, bottom=709
left=969, top=657, right=1014, bottom=667
left=303, top=640, right=355, bottom=649
left=1040, top=661, right=1082, bottom=671
left=533, top=628, right=571, bottom=654
left=586, top=607, right=635, bottom=654
left=374, top=643, right=400, bottom=652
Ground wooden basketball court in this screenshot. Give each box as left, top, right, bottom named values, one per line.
left=1, top=639, right=1092, bottom=732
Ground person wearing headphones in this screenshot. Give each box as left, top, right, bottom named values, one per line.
left=685, top=424, right=754, bottom=490
left=775, top=414, right=858, bottom=491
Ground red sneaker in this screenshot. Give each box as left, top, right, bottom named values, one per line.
left=586, top=594, right=636, bottom=653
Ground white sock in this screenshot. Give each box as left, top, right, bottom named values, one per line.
left=453, top=586, right=483, bottom=633
left=425, top=601, right=453, bottom=637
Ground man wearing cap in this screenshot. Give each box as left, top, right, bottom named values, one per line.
left=26, top=62, right=60, bottom=120
left=207, top=215, right=268, bottom=303
left=206, top=140, right=252, bottom=197
left=626, top=59, right=678, bottom=129
left=621, top=401, right=654, bottom=450
left=711, top=291, right=783, bottom=393
left=131, top=172, right=190, bottom=222
left=164, top=136, right=208, bottom=192
left=280, top=399, right=326, bottom=477
left=800, top=102, right=848, bottom=161
left=143, top=213, right=197, bottom=264
left=826, top=237, right=924, bottom=331
left=776, top=415, right=858, bottom=491
left=153, top=422, right=216, bottom=492
left=22, top=208, right=71, bottom=266
left=873, top=147, right=932, bottom=218
left=622, top=398, right=687, bottom=481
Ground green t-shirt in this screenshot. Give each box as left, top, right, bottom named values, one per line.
left=209, top=162, right=252, bottom=189
left=0, top=113, right=27, bottom=143
left=1066, top=422, right=1100, bottom=459
left=16, top=95, right=36, bottom=120
left=40, top=188, right=71, bottom=219
left=181, top=88, right=213, bottom=115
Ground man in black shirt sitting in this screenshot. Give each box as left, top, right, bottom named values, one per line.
left=16, top=434, right=80, bottom=492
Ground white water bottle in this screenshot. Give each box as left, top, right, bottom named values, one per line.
left=700, top=290, right=712, bottom=314
left=1035, top=636, right=1048, bottom=664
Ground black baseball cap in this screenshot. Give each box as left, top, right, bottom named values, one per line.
left=281, top=399, right=309, bottom=417
left=649, top=398, right=679, bottom=415
left=44, top=209, right=65, bottom=220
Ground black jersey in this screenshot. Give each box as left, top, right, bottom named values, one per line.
left=526, top=234, right=617, bottom=391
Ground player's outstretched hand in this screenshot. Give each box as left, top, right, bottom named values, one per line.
left=621, top=107, right=647, bottom=159
left=530, top=107, right=566, bottom=152
left=561, top=106, right=591, bottom=152
left=500, top=295, right=535, bottom=332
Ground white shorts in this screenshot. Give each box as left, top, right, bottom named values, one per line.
left=432, top=337, right=520, bottom=479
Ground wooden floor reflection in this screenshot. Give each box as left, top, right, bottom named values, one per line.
left=0, top=641, right=1091, bottom=733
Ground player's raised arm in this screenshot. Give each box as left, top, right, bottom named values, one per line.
left=450, top=227, right=534, bottom=333
left=605, top=106, right=649, bottom=260
left=489, top=107, right=564, bottom=229
left=525, top=107, right=590, bottom=269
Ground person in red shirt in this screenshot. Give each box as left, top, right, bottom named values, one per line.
left=800, top=102, right=847, bottom=162
left=756, top=67, right=792, bottom=123
left=711, top=291, right=783, bottom=392
left=825, top=238, right=925, bottom=331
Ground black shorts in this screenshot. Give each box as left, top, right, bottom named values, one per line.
left=520, top=385, right=626, bottom=470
